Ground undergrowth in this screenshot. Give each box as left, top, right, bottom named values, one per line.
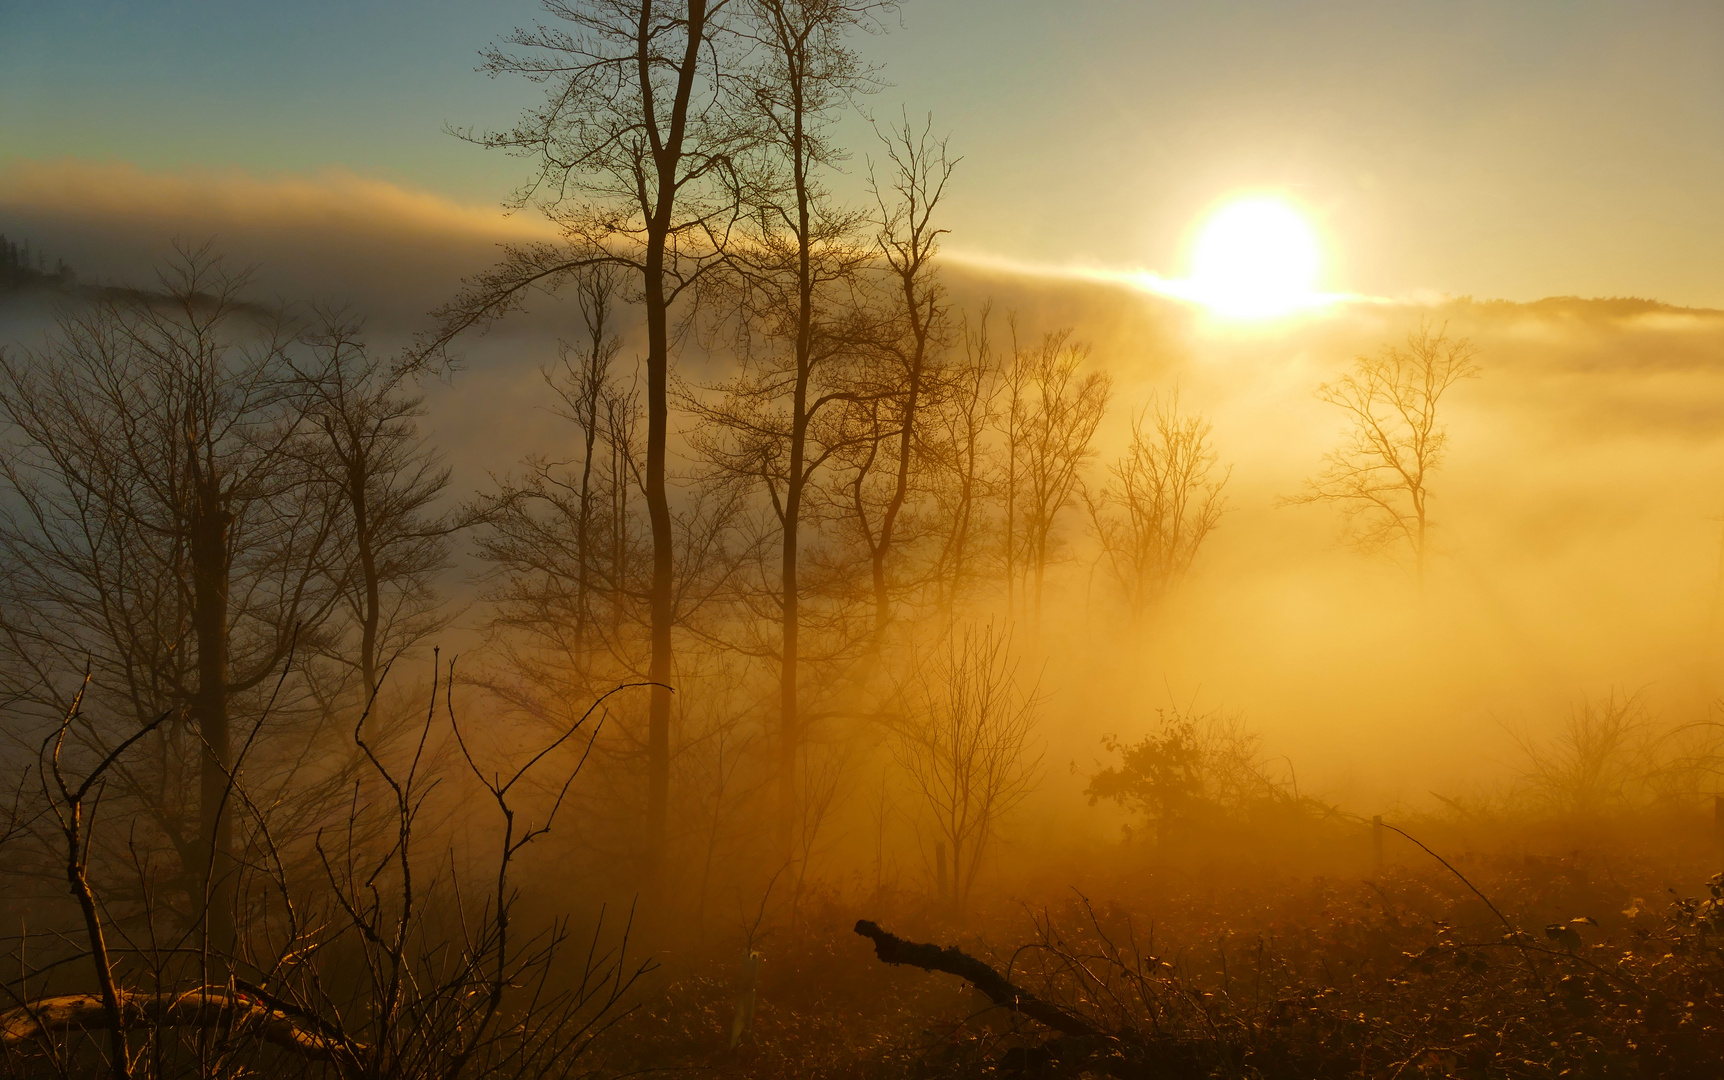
left=592, top=854, right=1724, bottom=1079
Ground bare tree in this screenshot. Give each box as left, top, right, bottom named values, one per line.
left=473, top=318, right=750, bottom=883
left=842, top=115, right=956, bottom=639
left=416, top=0, right=753, bottom=882
left=688, top=0, right=889, bottom=857
left=471, top=265, right=634, bottom=696
left=1505, top=690, right=1662, bottom=819
left=999, top=328, right=1111, bottom=629
left=563, top=267, right=628, bottom=670
left=476, top=391, right=644, bottom=693
left=923, top=307, right=1000, bottom=623
left=891, top=623, right=1041, bottom=916
left=1086, top=395, right=1229, bottom=622
left=30, top=684, right=173, bottom=1080
left=294, top=316, right=456, bottom=731
left=0, top=248, right=342, bottom=954
left=1286, top=323, right=1479, bottom=581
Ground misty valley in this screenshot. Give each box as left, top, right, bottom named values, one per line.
left=4, top=3, right=1724, bottom=1080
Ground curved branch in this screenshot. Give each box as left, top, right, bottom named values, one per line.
left=1, top=987, right=366, bottom=1076
left=852, top=920, right=1105, bottom=1040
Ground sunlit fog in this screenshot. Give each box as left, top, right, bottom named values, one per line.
left=4, top=3, right=1724, bottom=1078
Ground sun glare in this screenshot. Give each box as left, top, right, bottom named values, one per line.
left=1187, top=196, right=1322, bottom=318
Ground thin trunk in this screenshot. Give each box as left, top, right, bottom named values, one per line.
left=639, top=0, right=711, bottom=888
left=190, top=469, right=234, bottom=962
left=873, top=278, right=929, bottom=636
left=1004, top=475, right=1015, bottom=620
left=1003, top=376, right=1021, bottom=624
left=66, top=800, right=130, bottom=1080
left=937, top=401, right=982, bottom=623
left=575, top=378, right=599, bottom=671
left=642, top=241, right=674, bottom=883
left=845, top=428, right=885, bottom=641
left=868, top=509, right=890, bottom=636
left=612, top=420, right=627, bottom=639
left=1415, top=493, right=1427, bottom=592
left=944, top=482, right=971, bottom=622
left=574, top=280, right=611, bottom=671
left=948, top=835, right=962, bottom=916
left=1033, top=528, right=1047, bottom=629
left=778, top=46, right=815, bottom=861
left=780, top=442, right=803, bottom=860
left=781, top=179, right=812, bottom=856
left=348, top=446, right=381, bottom=732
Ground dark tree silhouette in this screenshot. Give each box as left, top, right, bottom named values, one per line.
left=414, top=0, right=754, bottom=884
left=688, top=0, right=892, bottom=856
left=294, top=315, right=456, bottom=730
left=0, top=247, right=343, bottom=955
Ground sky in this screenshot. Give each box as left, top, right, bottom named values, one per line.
left=4, top=1, right=1724, bottom=306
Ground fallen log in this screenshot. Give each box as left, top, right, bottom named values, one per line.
left=0, top=986, right=364, bottom=1075
left=853, top=919, right=1104, bottom=1040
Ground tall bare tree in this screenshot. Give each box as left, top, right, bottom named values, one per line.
left=0, top=248, right=341, bottom=952
left=472, top=265, right=630, bottom=692
left=1086, top=395, right=1229, bottom=622
left=689, top=0, right=889, bottom=856
left=924, top=307, right=1000, bottom=622
left=999, top=327, right=1111, bottom=628
left=842, top=115, right=956, bottom=638
left=416, top=0, right=752, bottom=880
left=1287, top=323, right=1479, bottom=581
left=295, top=316, right=456, bottom=727
left=470, top=270, right=653, bottom=743
left=473, top=277, right=749, bottom=884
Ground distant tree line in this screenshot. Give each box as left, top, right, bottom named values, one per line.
left=0, top=233, right=77, bottom=290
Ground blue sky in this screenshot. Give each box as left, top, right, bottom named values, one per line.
left=4, top=1, right=1724, bottom=304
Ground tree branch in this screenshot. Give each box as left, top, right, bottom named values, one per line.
left=852, top=920, right=1104, bottom=1040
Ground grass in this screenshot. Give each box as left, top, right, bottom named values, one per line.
left=587, top=815, right=1724, bottom=1079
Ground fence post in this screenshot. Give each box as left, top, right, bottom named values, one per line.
left=728, top=950, right=761, bottom=1051
left=1373, top=815, right=1385, bottom=871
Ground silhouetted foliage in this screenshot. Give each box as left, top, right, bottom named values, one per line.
left=0, top=234, right=76, bottom=291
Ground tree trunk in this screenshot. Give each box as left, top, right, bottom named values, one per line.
left=873, top=275, right=931, bottom=636
left=777, top=68, right=816, bottom=862
left=64, top=803, right=130, bottom=1079
left=642, top=238, right=674, bottom=888
left=575, top=376, right=599, bottom=672
left=190, top=474, right=234, bottom=962
left=348, top=448, right=381, bottom=735
left=779, top=400, right=806, bottom=860
left=638, top=0, right=712, bottom=891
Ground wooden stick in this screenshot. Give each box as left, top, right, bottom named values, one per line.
left=1, top=987, right=364, bottom=1076
left=853, top=920, right=1104, bottom=1040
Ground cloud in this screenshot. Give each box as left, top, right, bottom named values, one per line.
left=0, top=158, right=556, bottom=324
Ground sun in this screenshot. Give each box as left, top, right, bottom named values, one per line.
left=1187, top=196, right=1323, bottom=318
